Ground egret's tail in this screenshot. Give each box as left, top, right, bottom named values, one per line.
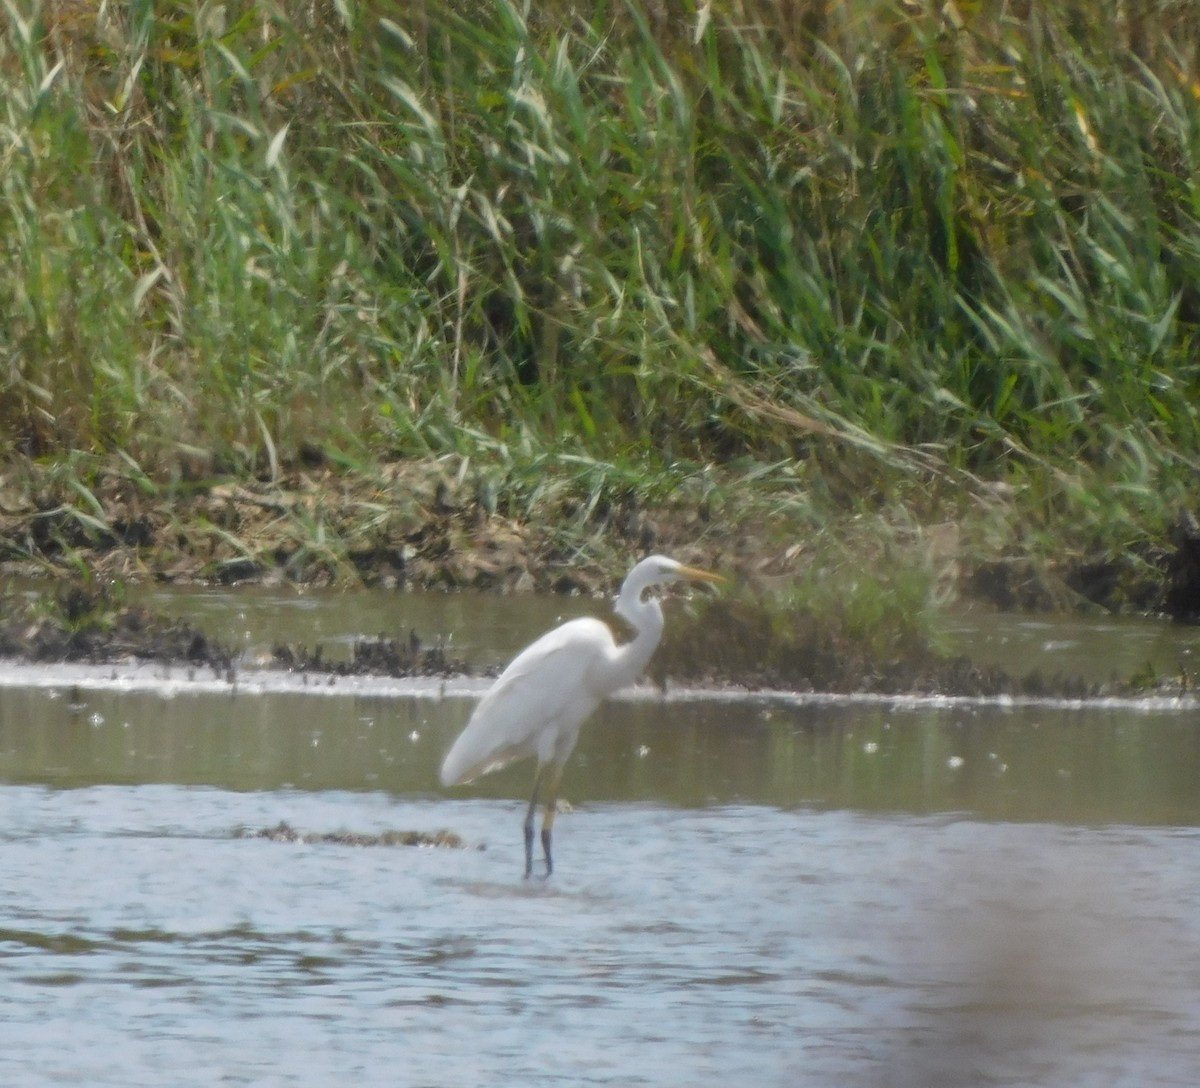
left=439, top=741, right=470, bottom=787
left=439, top=722, right=518, bottom=786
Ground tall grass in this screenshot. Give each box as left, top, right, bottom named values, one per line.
left=1, top=0, right=1198, bottom=558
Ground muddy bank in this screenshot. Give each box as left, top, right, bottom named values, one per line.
left=0, top=466, right=689, bottom=596
left=3, top=463, right=1199, bottom=621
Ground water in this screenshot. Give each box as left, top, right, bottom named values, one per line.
left=1, top=588, right=1199, bottom=1087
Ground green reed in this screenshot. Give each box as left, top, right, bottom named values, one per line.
left=1, top=0, right=1198, bottom=578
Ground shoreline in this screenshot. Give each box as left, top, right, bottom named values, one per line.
left=1, top=657, right=1195, bottom=713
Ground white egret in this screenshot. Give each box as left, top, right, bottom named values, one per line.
left=440, top=555, right=724, bottom=877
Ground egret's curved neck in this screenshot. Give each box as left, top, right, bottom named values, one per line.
left=609, top=584, right=665, bottom=688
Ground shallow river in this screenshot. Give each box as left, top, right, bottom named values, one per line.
left=1, top=587, right=1198, bottom=1087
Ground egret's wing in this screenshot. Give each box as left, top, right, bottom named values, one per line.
left=439, top=619, right=611, bottom=785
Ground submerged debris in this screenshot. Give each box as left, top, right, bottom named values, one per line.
left=270, top=631, right=477, bottom=678
left=242, top=820, right=469, bottom=849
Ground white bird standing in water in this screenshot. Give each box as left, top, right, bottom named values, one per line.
left=440, top=555, right=724, bottom=877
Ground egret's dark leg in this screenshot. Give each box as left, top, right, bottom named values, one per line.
left=540, top=765, right=565, bottom=878
left=524, top=765, right=546, bottom=879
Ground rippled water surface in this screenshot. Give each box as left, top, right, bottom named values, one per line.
left=1, top=588, right=1198, bottom=1087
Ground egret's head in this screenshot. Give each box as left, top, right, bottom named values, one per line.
left=638, top=555, right=724, bottom=588
left=616, top=554, right=724, bottom=615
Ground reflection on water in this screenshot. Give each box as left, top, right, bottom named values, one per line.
left=131, top=583, right=597, bottom=671
left=109, top=582, right=1200, bottom=683
left=1, top=587, right=1199, bottom=1085
left=941, top=607, right=1200, bottom=686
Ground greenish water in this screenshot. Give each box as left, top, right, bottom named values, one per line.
left=0, top=589, right=1198, bottom=1086
left=13, top=579, right=1200, bottom=682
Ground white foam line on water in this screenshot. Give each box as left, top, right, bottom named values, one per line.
left=0, top=658, right=487, bottom=701
left=0, top=657, right=1196, bottom=714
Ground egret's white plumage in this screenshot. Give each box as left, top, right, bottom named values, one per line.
left=440, top=554, right=723, bottom=876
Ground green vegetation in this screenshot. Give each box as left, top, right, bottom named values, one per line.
left=2, top=0, right=1199, bottom=613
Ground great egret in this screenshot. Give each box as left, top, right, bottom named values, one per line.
left=440, top=554, right=724, bottom=877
